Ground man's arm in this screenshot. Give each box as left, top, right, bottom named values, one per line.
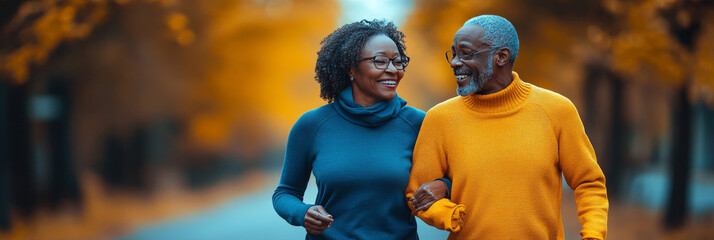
left=557, top=101, right=609, bottom=240
left=405, top=111, right=465, bottom=232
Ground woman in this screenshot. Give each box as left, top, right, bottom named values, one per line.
left=272, top=20, right=447, bottom=239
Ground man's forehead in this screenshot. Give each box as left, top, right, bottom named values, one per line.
left=453, top=25, right=486, bottom=46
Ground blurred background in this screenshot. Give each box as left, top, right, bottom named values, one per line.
left=1, top=0, right=713, bottom=239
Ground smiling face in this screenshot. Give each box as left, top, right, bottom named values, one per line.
left=450, top=25, right=494, bottom=96
left=350, top=34, right=405, bottom=107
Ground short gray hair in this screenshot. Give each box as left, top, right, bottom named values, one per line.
left=464, top=15, right=519, bottom=65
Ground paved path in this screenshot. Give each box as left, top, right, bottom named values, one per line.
left=115, top=172, right=714, bottom=239
left=118, top=175, right=450, bottom=240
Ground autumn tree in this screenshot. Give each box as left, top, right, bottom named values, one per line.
left=1, top=0, right=339, bottom=236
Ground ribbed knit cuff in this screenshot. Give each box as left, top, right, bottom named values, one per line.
left=416, top=198, right=466, bottom=232
left=580, top=229, right=604, bottom=240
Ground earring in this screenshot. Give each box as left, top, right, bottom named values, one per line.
left=350, top=76, right=354, bottom=81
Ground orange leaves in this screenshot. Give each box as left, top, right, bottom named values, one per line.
left=608, top=0, right=688, bottom=86
left=192, top=0, right=339, bottom=140
left=0, top=0, right=194, bottom=84
left=166, top=12, right=188, bottom=32
left=165, top=12, right=194, bottom=46
left=188, top=114, right=232, bottom=151
left=0, top=0, right=342, bottom=155
left=2, top=1, right=103, bottom=83
left=1, top=0, right=110, bottom=83
left=602, top=0, right=714, bottom=106
left=692, top=9, right=714, bottom=105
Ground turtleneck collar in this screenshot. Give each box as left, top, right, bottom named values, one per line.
left=333, top=85, right=407, bottom=127
left=463, top=71, right=532, bottom=114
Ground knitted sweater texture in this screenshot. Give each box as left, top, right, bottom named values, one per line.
left=273, top=86, right=425, bottom=239
left=406, top=72, right=608, bottom=240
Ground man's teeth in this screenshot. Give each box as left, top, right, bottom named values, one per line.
left=456, top=75, right=469, bottom=80
left=379, top=81, right=397, bottom=85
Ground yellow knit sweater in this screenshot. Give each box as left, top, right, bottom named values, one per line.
left=406, top=72, right=608, bottom=240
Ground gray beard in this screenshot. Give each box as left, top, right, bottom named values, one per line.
left=457, top=68, right=492, bottom=96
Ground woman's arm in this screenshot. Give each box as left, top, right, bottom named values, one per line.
left=272, top=113, right=320, bottom=227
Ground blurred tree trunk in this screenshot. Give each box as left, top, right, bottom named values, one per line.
left=584, top=63, right=626, bottom=198
left=607, top=73, right=625, bottom=198
left=7, top=82, right=36, bottom=217
left=0, top=81, right=10, bottom=230
left=662, top=0, right=703, bottom=229
left=665, top=86, right=692, bottom=229
left=100, top=134, right=127, bottom=188
left=128, top=126, right=149, bottom=191
left=47, top=79, right=81, bottom=208
left=0, top=1, right=26, bottom=226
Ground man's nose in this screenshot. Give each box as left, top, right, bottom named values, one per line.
left=450, top=57, right=464, bottom=68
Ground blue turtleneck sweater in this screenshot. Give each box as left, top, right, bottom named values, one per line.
left=272, top=86, right=426, bottom=239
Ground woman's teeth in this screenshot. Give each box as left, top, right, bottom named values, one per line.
left=379, top=80, right=397, bottom=86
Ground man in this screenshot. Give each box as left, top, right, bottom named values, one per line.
left=405, top=15, right=608, bottom=239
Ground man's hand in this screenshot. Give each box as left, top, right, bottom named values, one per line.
left=410, top=179, right=448, bottom=212
left=304, top=205, right=333, bottom=235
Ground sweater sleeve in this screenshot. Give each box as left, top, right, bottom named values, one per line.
left=556, top=101, right=609, bottom=240
left=401, top=107, right=454, bottom=197
left=272, top=112, right=319, bottom=227
left=405, top=110, right=465, bottom=232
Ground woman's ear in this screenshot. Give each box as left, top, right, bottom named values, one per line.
left=495, top=48, right=512, bottom=67
left=348, top=66, right=356, bottom=80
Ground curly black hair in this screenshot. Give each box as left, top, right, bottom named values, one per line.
left=315, top=19, right=407, bottom=102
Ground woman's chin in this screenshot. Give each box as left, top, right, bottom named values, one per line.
left=380, top=92, right=397, bottom=100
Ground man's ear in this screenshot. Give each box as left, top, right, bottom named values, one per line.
left=495, top=48, right=512, bottom=67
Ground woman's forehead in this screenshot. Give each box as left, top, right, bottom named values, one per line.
left=362, top=35, right=399, bottom=55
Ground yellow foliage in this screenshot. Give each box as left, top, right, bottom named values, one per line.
left=693, top=9, right=714, bottom=105
left=165, top=12, right=194, bottom=45
left=189, top=114, right=232, bottom=150
left=0, top=0, right=192, bottom=83
left=0, top=0, right=342, bottom=153
left=166, top=12, right=188, bottom=31
left=2, top=0, right=107, bottom=83
left=3, top=0, right=712, bottom=161
left=188, top=0, right=339, bottom=145
left=608, top=0, right=690, bottom=86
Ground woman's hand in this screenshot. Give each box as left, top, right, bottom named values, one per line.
left=304, top=205, right=333, bottom=235
left=410, top=179, right=448, bottom=212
